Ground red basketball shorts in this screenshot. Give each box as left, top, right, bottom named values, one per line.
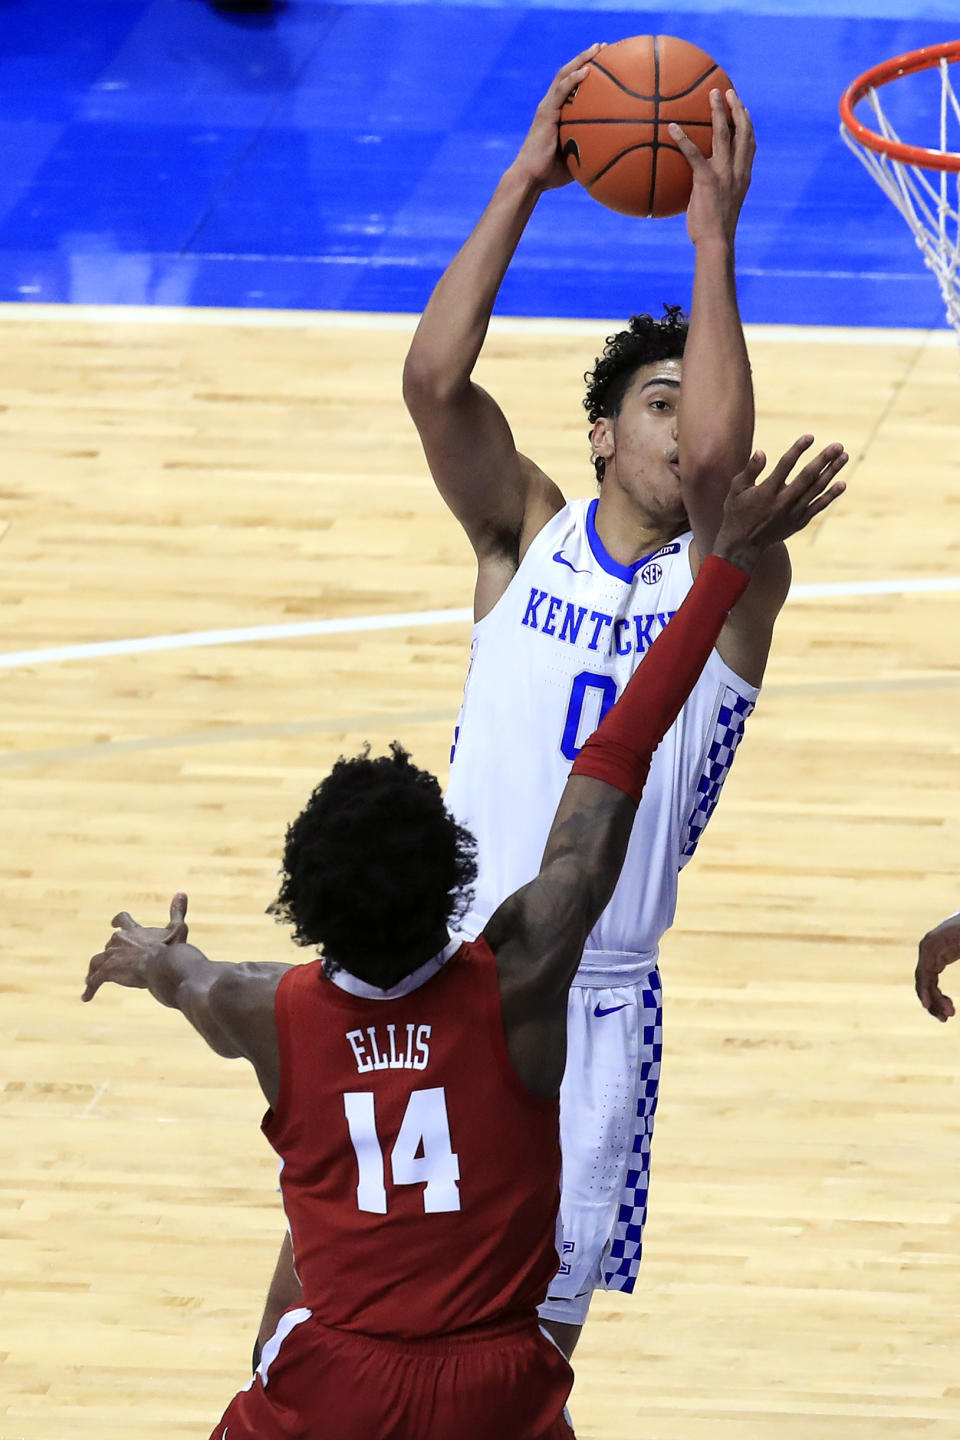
left=210, top=1311, right=575, bottom=1440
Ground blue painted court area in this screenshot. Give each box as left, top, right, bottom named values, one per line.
left=0, top=0, right=956, bottom=325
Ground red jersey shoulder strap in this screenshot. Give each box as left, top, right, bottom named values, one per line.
left=262, top=959, right=324, bottom=1138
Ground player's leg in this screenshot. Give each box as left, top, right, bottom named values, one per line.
left=538, top=969, right=662, bottom=1359
left=595, top=969, right=661, bottom=1294
left=540, top=1316, right=582, bottom=1359
left=253, top=1229, right=301, bottom=1368
left=213, top=1306, right=315, bottom=1440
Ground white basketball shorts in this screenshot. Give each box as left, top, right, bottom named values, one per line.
left=538, top=966, right=662, bottom=1330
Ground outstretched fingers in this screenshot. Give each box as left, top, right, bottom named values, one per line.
left=549, top=43, right=602, bottom=104
left=672, top=88, right=748, bottom=176
left=668, top=121, right=708, bottom=173
left=82, top=952, right=109, bottom=1003
left=726, top=87, right=749, bottom=128
left=784, top=443, right=848, bottom=499
left=82, top=929, right=150, bottom=1002
left=780, top=445, right=849, bottom=528
left=560, top=42, right=603, bottom=78
left=727, top=449, right=767, bottom=496
left=708, top=87, right=732, bottom=168
left=798, top=479, right=847, bottom=525
left=916, top=947, right=956, bottom=1021
left=726, top=88, right=755, bottom=167
left=165, top=891, right=189, bottom=943
left=762, top=434, right=815, bottom=491
left=916, top=925, right=960, bottom=1021
left=717, top=434, right=848, bottom=559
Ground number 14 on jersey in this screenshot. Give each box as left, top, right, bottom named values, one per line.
left=344, top=1087, right=461, bottom=1214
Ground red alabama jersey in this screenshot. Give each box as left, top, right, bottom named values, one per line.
left=263, top=937, right=562, bottom=1340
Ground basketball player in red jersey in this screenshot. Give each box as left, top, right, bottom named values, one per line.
left=83, top=452, right=845, bottom=1439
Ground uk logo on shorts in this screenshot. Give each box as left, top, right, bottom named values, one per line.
left=640, top=561, right=662, bottom=585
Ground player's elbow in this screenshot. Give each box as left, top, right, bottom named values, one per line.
left=402, top=349, right=468, bottom=415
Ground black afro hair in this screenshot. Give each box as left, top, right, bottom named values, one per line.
left=269, top=742, right=477, bottom=990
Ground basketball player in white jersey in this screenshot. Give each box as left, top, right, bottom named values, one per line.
left=398, top=47, right=850, bottom=1364
left=253, top=49, right=847, bottom=1363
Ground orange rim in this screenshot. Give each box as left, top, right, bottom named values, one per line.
left=839, top=40, right=960, bottom=172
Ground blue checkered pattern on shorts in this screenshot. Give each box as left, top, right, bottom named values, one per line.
left=680, top=686, right=755, bottom=861
left=601, top=969, right=662, bottom=1292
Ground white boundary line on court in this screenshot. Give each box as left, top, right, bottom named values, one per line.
left=3, top=577, right=959, bottom=672
left=0, top=608, right=473, bottom=670
left=1, top=304, right=955, bottom=672
left=0, top=302, right=954, bottom=348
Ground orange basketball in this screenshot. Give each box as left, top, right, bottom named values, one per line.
left=560, top=35, right=732, bottom=218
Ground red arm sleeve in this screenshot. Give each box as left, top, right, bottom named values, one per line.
left=569, top=554, right=750, bottom=803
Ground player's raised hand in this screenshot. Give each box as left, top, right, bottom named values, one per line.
left=712, top=436, right=847, bottom=571
left=670, top=87, right=755, bottom=245
left=915, top=914, right=960, bottom=1022
left=512, top=45, right=604, bottom=191
left=82, top=892, right=189, bottom=1001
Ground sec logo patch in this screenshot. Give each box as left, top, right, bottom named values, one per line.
left=640, top=562, right=662, bottom=585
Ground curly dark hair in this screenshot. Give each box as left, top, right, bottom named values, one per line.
left=269, top=742, right=477, bottom=990
left=583, top=305, right=689, bottom=484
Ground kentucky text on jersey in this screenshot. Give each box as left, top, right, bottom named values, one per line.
left=346, top=1023, right=432, bottom=1074
left=521, top=587, right=678, bottom=657
left=445, top=503, right=760, bottom=960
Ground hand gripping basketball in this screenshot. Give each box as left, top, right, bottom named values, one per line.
left=670, top=86, right=755, bottom=244
left=713, top=436, right=848, bottom=570
left=560, top=36, right=735, bottom=218
left=513, top=45, right=605, bottom=191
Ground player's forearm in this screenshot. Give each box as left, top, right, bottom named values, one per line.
left=538, top=779, right=638, bottom=934
left=538, top=558, right=748, bottom=944
left=403, top=166, right=542, bottom=400
left=679, top=236, right=754, bottom=529
left=140, top=941, right=221, bottom=1010
left=143, top=943, right=244, bottom=1057
left=569, top=554, right=750, bottom=801
left=537, top=555, right=750, bottom=946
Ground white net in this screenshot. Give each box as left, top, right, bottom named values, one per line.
left=841, top=57, right=960, bottom=337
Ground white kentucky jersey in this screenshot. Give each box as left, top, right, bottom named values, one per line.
left=445, top=498, right=759, bottom=979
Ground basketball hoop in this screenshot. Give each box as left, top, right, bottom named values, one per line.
left=839, top=41, right=960, bottom=340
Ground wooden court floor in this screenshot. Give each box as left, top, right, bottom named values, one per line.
left=2, top=306, right=959, bottom=1439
